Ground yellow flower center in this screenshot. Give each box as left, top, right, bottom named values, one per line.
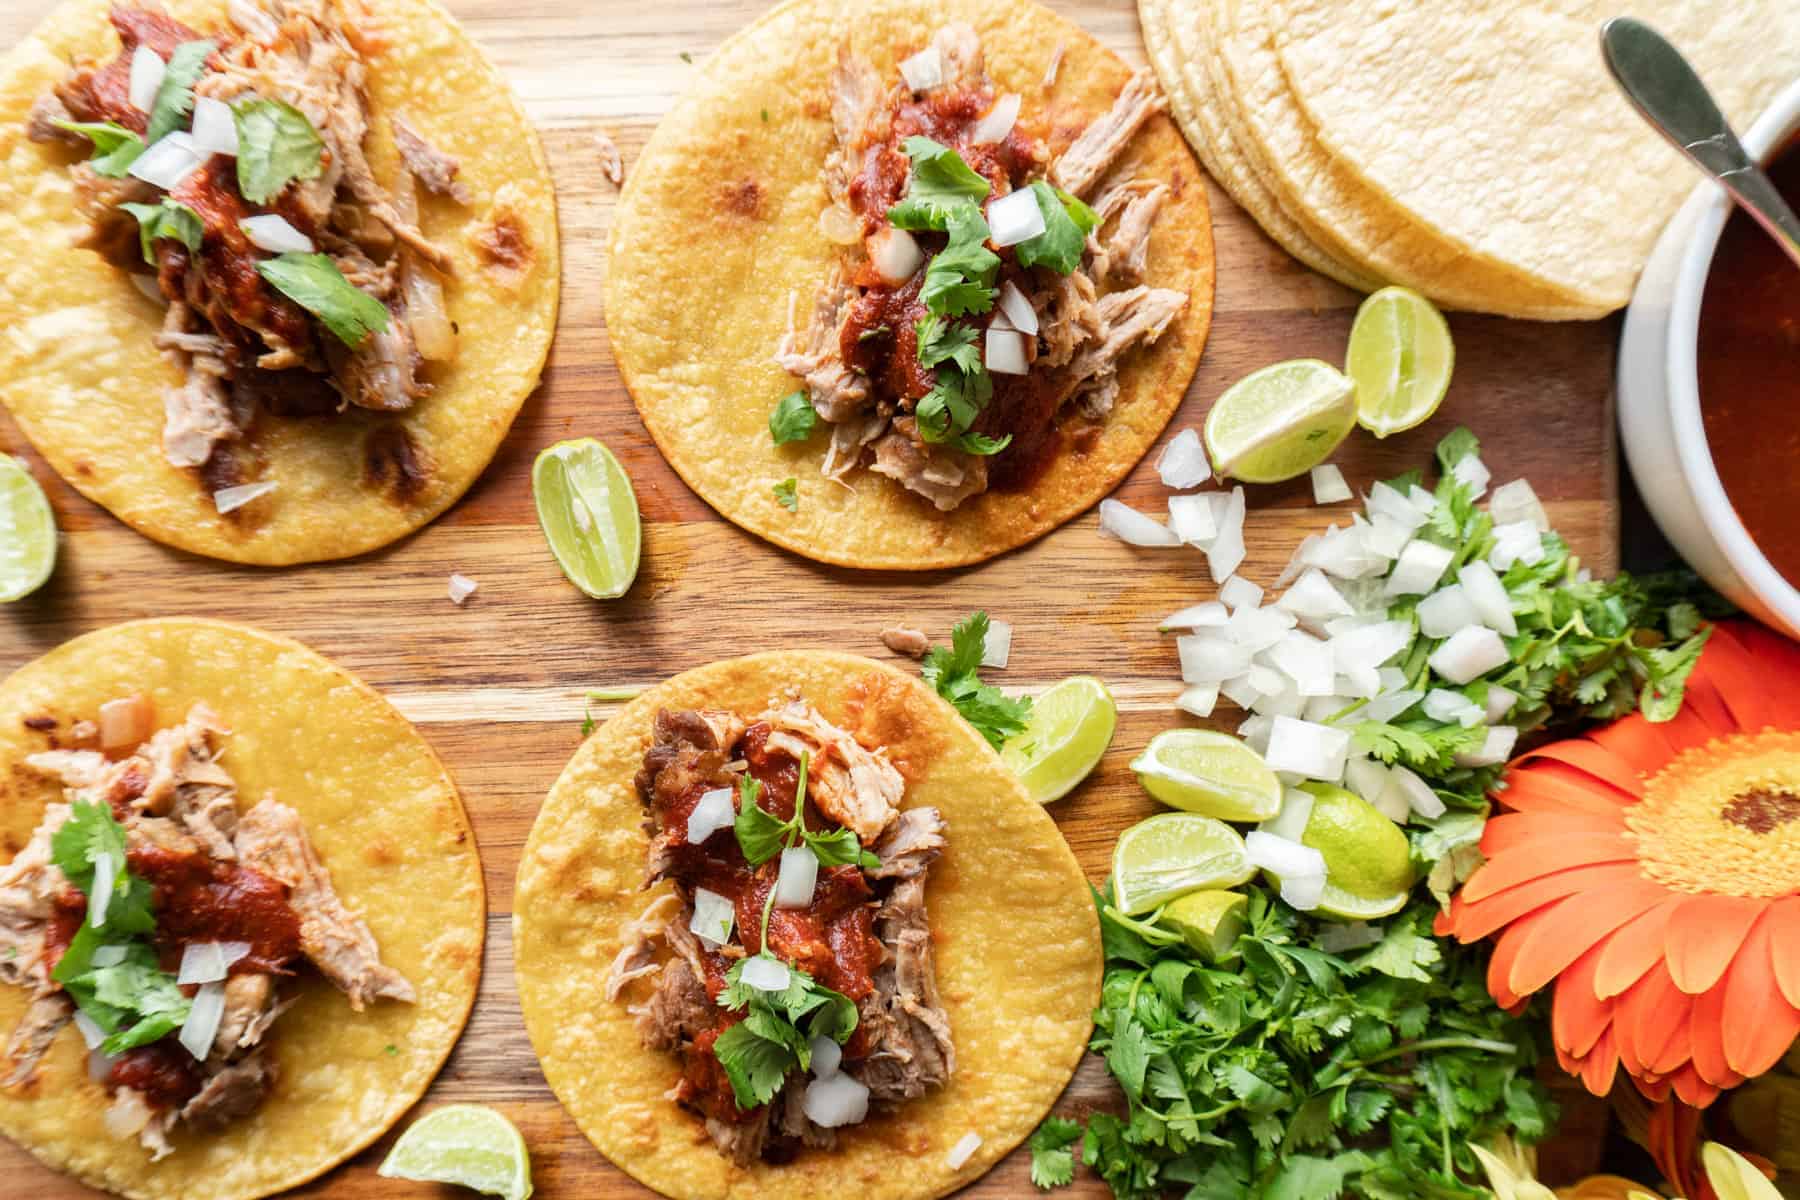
left=1626, top=730, right=1800, bottom=897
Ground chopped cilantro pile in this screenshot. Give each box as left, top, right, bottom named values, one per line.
left=1038, top=889, right=1554, bottom=1198
left=712, top=952, right=859, bottom=1108
left=920, top=611, right=1031, bottom=750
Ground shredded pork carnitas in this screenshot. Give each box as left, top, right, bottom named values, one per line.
left=777, top=25, right=1186, bottom=510
left=26, top=0, right=472, bottom=486
left=0, top=702, right=412, bottom=1159
left=608, top=703, right=952, bottom=1164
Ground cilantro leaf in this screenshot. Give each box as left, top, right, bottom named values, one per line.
left=920, top=206, right=1000, bottom=318
left=145, top=40, right=214, bottom=146
left=920, top=612, right=1032, bottom=749
left=772, top=477, right=799, bottom=511
left=886, top=136, right=991, bottom=230
left=50, top=798, right=128, bottom=898
left=1434, top=426, right=1481, bottom=473
left=915, top=316, right=982, bottom=374
left=255, top=252, right=389, bottom=348
left=231, top=97, right=324, bottom=205
left=732, top=776, right=788, bottom=865
left=714, top=954, right=858, bottom=1109
left=955, top=431, right=1011, bottom=456
left=803, top=825, right=878, bottom=869
left=712, top=1019, right=795, bottom=1108
left=768, top=390, right=817, bottom=445
left=119, top=199, right=202, bottom=266
left=1027, top=1117, right=1082, bottom=1189
left=51, top=119, right=143, bottom=177
left=913, top=362, right=992, bottom=444
left=1014, top=182, right=1099, bottom=275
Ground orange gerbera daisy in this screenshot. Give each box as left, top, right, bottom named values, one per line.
left=1439, top=620, right=1800, bottom=1109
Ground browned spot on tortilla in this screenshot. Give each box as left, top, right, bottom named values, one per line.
left=363, top=424, right=431, bottom=504
left=844, top=671, right=942, bottom=783
left=363, top=841, right=398, bottom=866
left=21, top=716, right=55, bottom=733
left=721, top=177, right=762, bottom=218
left=73, top=460, right=93, bottom=479
left=200, top=443, right=245, bottom=496
left=470, top=198, right=534, bottom=290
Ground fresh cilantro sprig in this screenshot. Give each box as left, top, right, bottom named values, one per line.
left=920, top=205, right=1000, bottom=318
left=1013, top=182, right=1100, bottom=275
left=231, top=97, right=323, bottom=204
left=120, top=198, right=202, bottom=265
left=772, top=477, right=799, bottom=512
left=255, top=252, right=390, bottom=348
left=914, top=315, right=1001, bottom=451
left=712, top=953, right=859, bottom=1108
left=768, top=390, right=817, bottom=445
left=920, top=612, right=1031, bottom=749
left=51, top=119, right=144, bottom=177
left=145, top=40, right=214, bottom=145
left=1029, top=1117, right=1083, bottom=1189
left=732, top=756, right=879, bottom=870
left=887, top=136, right=991, bottom=230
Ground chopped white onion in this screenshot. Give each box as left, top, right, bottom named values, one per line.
left=1224, top=604, right=1293, bottom=653
left=190, top=96, right=239, bottom=156
left=128, top=44, right=166, bottom=113
left=1220, top=674, right=1263, bottom=711
left=1454, top=725, right=1519, bottom=768
left=741, top=955, right=792, bottom=992
left=73, top=1010, right=107, bottom=1051
left=1489, top=521, right=1547, bottom=570
left=89, top=851, right=116, bottom=928
left=946, top=1131, right=984, bottom=1169
left=1156, top=428, right=1211, bottom=489
left=128, top=131, right=203, bottom=190
left=444, top=572, right=479, bottom=606
left=1408, top=484, right=1438, bottom=514
left=1457, top=560, right=1518, bottom=636
left=775, top=844, right=819, bottom=908
left=1304, top=524, right=1386, bottom=580
left=1483, top=684, right=1518, bottom=724
left=984, top=325, right=1029, bottom=375
left=1263, top=716, right=1349, bottom=782
left=996, top=279, right=1038, bottom=335
left=690, top=886, right=735, bottom=947
left=103, top=1089, right=152, bottom=1139
left=1251, top=687, right=1305, bottom=720
left=1319, top=922, right=1385, bottom=954
left=1383, top=540, right=1453, bottom=597
left=91, top=944, right=129, bottom=968
left=1207, top=487, right=1247, bottom=582
left=1423, top=689, right=1485, bottom=728
left=1178, top=634, right=1252, bottom=685
left=1310, top=464, right=1352, bottom=504
left=981, top=618, right=1012, bottom=668
left=1364, top=689, right=1423, bottom=724
left=1269, top=631, right=1336, bottom=696
left=1167, top=492, right=1219, bottom=546
left=1489, top=479, right=1550, bottom=532
left=1417, top=585, right=1480, bottom=639
left=1452, top=454, right=1491, bottom=498
left=1219, top=576, right=1264, bottom=611
left=239, top=214, right=314, bottom=255
left=98, top=694, right=152, bottom=751
left=1258, top=787, right=1315, bottom=842
left=869, top=226, right=924, bottom=284
left=176, top=941, right=251, bottom=986
left=213, top=479, right=276, bottom=514
left=686, top=788, right=736, bottom=844
left=1382, top=764, right=1444, bottom=820
left=1329, top=621, right=1411, bottom=675
left=1343, top=757, right=1391, bottom=807
left=1278, top=569, right=1354, bottom=621
left=1239, top=713, right=1274, bottom=755
left=1429, top=626, right=1509, bottom=685
left=1099, top=499, right=1180, bottom=547
left=131, top=273, right=168, bottom=305
left=809, top=1034, right=843, bottom=1078
left=803, top=1071, right=870, bottom=1128
left=1366, top=482, right=1428, bottom=533
left=898, top=46, right=943, bottom=91
left=178, top=980, right=226, bottom=1060
left=1274, top=534, right=1321, bottom=589
left=1363, top=516, right=1412, bottom=560
left=970, top=90, right=1021, bottom=144
left=818, top=203, right=861, bottom=245
left=986, top=187, right=1045, bottom=247
left=1176, top=685, right=1219, bottom=718
left=1159, top=601, right=1228, bottom=630
left=1336, top=668, right=1381, bottom=700
left=1245, top=832, right=1327, bottom=910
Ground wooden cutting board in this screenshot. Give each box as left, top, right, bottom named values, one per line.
left=0, top=0, right=1619, bottom=1195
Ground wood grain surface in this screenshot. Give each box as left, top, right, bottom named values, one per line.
left=0, top=0, right=1620, bottom=1195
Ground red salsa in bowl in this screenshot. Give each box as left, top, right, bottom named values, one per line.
left=1697, top=135, right=1800, bottom=584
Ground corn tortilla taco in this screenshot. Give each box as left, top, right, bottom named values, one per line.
left=607, top=0, right=1214, bottom=570
left=0, top=0, right=558, bottom=565
left=514, top=651, right=1101, bottom=1199
left=0, top=617, right=484, bottom=1199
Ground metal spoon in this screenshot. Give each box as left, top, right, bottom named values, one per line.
left=1602, top=16, right=1800, bottom=271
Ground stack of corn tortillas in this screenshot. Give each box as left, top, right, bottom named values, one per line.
left=1139, top=0, right=1800, bottom=319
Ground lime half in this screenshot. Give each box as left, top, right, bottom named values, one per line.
left=532, top=439, right=641, bottom=599
left=0, top=457, right=55, bottom=602
left=1204, top=359, right=1358, bottom=483
left=1131, top=729, right=1282, bottom=822
left=379, top=1104, right=532, bottom=1200
left=1111, top=813, right=1254, bottom=915
left=1297, top=783, right=1415, bottom=920
left=1158, top=889, right=1248, bottom=962
left=1347, top=287, right=1455, bottom=438
left=1001, top=676, right=1117, bottom=803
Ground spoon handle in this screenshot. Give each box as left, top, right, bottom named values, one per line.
left=1602, top=16, right=1800, bottom=269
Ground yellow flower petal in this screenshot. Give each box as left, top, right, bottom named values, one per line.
left=1703, top=1143, right=1783, bottom=1200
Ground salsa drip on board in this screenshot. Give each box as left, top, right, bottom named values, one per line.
left=1698, top=134, right=1800, bottom=586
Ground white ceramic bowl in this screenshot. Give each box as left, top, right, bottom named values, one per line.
left=1617, top=78, right=1800, bottom=639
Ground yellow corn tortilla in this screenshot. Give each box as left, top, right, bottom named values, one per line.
left=0, top=617, right=485, bottom=1200
left=606, top=0, right=1214, bottom=571
left=515, top=651, right=1101, bottom=1200
left=0, top=0, right=559, bottom=565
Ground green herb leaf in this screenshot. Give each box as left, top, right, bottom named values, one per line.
left=50, top=798, right=129, bottom=899
left=1014, top=182, right=1098, bottom=275
left=915, top=316, right=983, bottom=375
left=772, top=477, right=799, bottom=512
left=955, top=431, right=1011, bottom=456
left=802, top=825, right=873, bottom=868
left=712, top=1019, right=796, bottom=1108
left=913, top=364, right=992, bottom=444
left=886, top=136, right=991, bottom=230
left=231, top=97, right=324, bottom=205
left=732, top=776, right=789, bottom=865
left=920, top=612, right=1032, bottom=749
left=768, top=391, right=817, bottom=445
left=119, top=199, right=202, bottom=266
left=51, top=119, right=144, bottom=177
left=254, top=252, right=389, bottom=348
left=920, top=206, right=999, bottom=317
left=1028, top=1117, right=1082, bottom=1189
left=145, top=40, right=214, bottom=146
left=713, top=953, right=859, bottom=1109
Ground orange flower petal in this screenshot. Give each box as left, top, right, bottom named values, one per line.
left=1552, top=944, right=1612, bottom=1058
left=1635, top=1074, right=1671, bottom=1104
left=1697, top=621, right=1800, bottom=731
left=1588, top=713, right=1692, bottom=777
left=1663, top=894, right=1770, bottom=995
left=1722, top=916, right=1800, bottom=1077
left=1579, top=1028, right=1619, bottom=1096
left=1623, top=963, right=1686, bottom=1078
left=1767, top=896, right=1800, bottom=1009
left=1461, top=833, right=1637, bottom=903
left=1667, top=1064, right=1721, bottom=1109
left=1688, top=979, right=1735, bottom=1088
left=1495, top=762, right=1636, bottom=816
left=1487, top=907, right=1552, bottom=1010
left=1508, top=880, right=1667, bottom=996
left=1448, top=862, right=1650, bottom=943
left=1595, top=895, right=1686, bottom=1000
left=1481, top=811, right=1629, bottom=855
left=1517, top=739, right=1645, bottom=798
left=1648, top=996, right=1697, bottom=1076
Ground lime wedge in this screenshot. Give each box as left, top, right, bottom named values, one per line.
left=1111, top=813, right=1254, bottom=916
left=1204, top=359, right=1358, bottom=483
left=1297, top=783, right=1415, bottom=920
left=1000, top=676, right=1117, bottom=803
left=379, top=1104, right=532, bottom=1200
left=532, top=439, right=640, bottom=600
left=1347, top=286, right=1455, bottom=438
left=1130, top=729, right=1282, bottom=821
left=0, top=457, right=55, bottom=602
left=1157, top=889, right=1248, bottom=962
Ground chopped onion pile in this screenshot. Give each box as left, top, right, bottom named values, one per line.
left=946, top=1131, right=983, bottom=1168
left=986, top=188, right=1045, bottom=247
left=1160, top=601, right=1227, bottom=631
left=1264, top=716, right=1350, bottom=781
left=870, top=226, right=923, bottom=284
left=1156, top=428, right=1211, bottom=489
left=178, top=980, right=226, bottom=1060
left=803, top=1071, right=870, bottom=1128
left=898, top=47, right=943, bottom=91
left=1428, top=626, right=1508, bottom=685
left=741, top=955, right=791, bottom=992
left=1452, top=453, right=1491, bottom=498
left=1219, top=576, right=1263, bottom=611
left=128, top=44, right=165, bottom=113
left=240, top=214, right=314, bottom=254
left=690, top=887, right=735, bottom=946
left=1489, top=479, right=1549, bottom=532
left=447, top=572, right=479, bottom=605
left=685, top=787, right=735, bottom=844
left=213, top=479, right=276, bottom=514
left=1423, top=688, right=1484, bottom=728
left=99, top=693, right=152, bottom=751
left=984, top=325, right=1029, bottom=375
left=190, top=96, right=239, bottom=156
left=1099, top=499, right=1180, bottom=547
left=970, top=91, right=1020, bottom=144
left=1310, top=464, right=1352, bottom=504
left=809, top=1034, right=842, bottom=1079
left=775, top=844, right=819, bottom=908
left=1455, top=725, right=1519, bottom=769
left=176, top=941, right=251, bottom=986
left=129, top=131, right=204, bottom=190
left=1245, top=831, right=1326, bottom=910
left=980, top=619, right=1012, bottom=669
left=996, top=280, right=1038, bottom=335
